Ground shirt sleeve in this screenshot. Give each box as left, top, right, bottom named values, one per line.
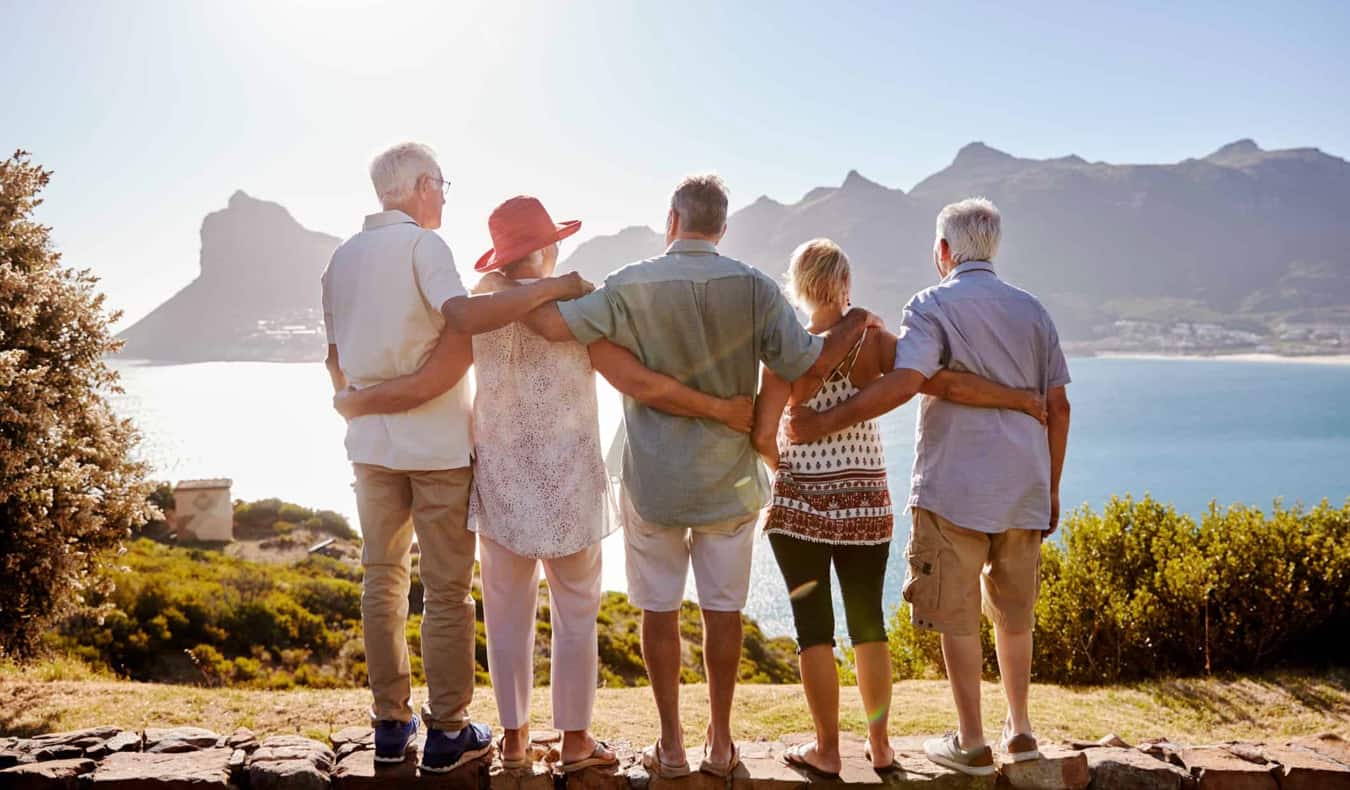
left=320, top=267, right=336, bottom=344
left=756, top=275, right=823, bottom=381
left=412, top=231, right=467, bottom=312
left=1044, top=313, right=1072, bottom=388
left=557, top=286, right=620, bottom=346
left=892, top=299, right=945, bottom=378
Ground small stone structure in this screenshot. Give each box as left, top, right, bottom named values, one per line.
left=172, top=478, right=234, bottom=542
left=3, top=726, right=1349, bottom=789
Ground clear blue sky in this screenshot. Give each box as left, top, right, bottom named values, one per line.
left=5, top=0, right=1348, bottom=327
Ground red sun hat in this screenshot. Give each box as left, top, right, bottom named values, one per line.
left=475, top=196, right=582, bottom=273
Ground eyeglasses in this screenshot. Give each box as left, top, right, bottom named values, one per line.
left=427, top=175, right=451, bottom=195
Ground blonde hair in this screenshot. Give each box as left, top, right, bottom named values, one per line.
left=785, top=238, right=850, bottom=310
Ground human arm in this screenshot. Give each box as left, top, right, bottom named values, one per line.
left=331, top=330, right=473, bottom=419
left=922, top=372, right=1047, bottom=423
left=784, top=367, right=927, bottom=444
left=751, top=365, right=792, bottom=467
left=441, top=273, right=591, bottom=336
left=476, top=271, right=579, bottom=342
left=324, top=344, right=346, bottom=394
left=1045, top=385, right=1071, bottom=536
left=588, top=340, right=753, bottom=431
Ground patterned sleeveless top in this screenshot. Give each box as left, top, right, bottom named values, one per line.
left=763, top=334, right=893, bottom=545
left=469, top=288, right=618, bottom=559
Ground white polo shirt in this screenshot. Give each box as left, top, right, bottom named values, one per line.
left=321, top=210, right=472, bottom=471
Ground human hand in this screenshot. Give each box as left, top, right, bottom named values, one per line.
left=784, top=404, right=827, bottom=444
left=553, top=271, right=595, bottom=300
left=332, top=387, right=359, bottom=420
left=1044, top=489, right=1061, bottom=540
left=1023, top=392, right=1048, bottom=424
left=716, top=395, right=755, bottom=434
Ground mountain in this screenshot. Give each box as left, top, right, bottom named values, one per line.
left=117, top=191, right=339, bottom=362
left=559, top=140, right=1350, bottom=353
left=119, top=140, right=1350, bottom=361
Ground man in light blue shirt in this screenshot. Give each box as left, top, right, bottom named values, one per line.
left=787, top=198, right=1072, bottom=777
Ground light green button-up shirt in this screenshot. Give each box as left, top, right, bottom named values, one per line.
left=559, top=239, right=823, bottom=527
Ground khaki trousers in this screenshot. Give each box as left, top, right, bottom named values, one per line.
left=354, top=463, right=476, bottom=730
left=479, top=536, right=602, bottom=731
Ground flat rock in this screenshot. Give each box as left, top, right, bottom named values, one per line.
left=1098, top=734, right=1131, bottom=749
left=247, top=735, right=335, bottom=790
left=89, top=748, right=234, bottom=788
left=29, top=745, right=84, bottom=762
left=142, top=727, right=221, bottom=754
left=0, top=758, right=97, bottom=790
left=490, top=761, right=554, bottom=790
left=1259, top=744, right=1350, bottom=790
left=1085, top=747, right=1193, bottom=790
left=727, top=738, right=995, bottom=790
left=88, top=731, right=144, bottom=760
left=330, top=727, right=372, bottom=751
left=0, top=750, right=27, bottom=770
left=223, top=728, right=257, bottom=752
left=1288, top=733, right=1350, bottom=768
left=997, top=744, right=1089, bottom=789
left=331, top=747, right=491, bottom=789
left=1179, top=746, right=1276, bottom=790
left=564, top=762, right=633, bottom=790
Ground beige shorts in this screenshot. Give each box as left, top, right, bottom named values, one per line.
left=620, top=488, right=757, bottom=613
left=903, top=507, right=1042, bottom=637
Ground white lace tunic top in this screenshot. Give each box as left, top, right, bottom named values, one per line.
left=469, top=300, right=618, bottom=559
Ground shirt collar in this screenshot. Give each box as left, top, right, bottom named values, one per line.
left=363, top=209, right=419, bottom=231
left=943, top=260, right=997, bottom=282
left=665, top=238, right=719, bottom=255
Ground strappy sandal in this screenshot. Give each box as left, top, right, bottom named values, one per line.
left=782, top=743, right=840, bottom=779
left=698, top=741, right=741, bottom=777
left=561, top=740, right=619, bottom=773
left=495, top=736, right=532, bottom=770
left=641, top=740, right=691, bottom=779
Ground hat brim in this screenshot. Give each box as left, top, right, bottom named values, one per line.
left=475, top=220, right=583, bottom=273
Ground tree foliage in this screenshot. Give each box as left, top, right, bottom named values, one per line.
left=0, top=150, right=152, bottom=658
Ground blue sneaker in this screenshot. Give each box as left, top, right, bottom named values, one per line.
left=373, top=715, right=419, bottom=763
left=420, top=721, right=492, bottom=774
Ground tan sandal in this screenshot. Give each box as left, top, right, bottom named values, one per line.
left=495, top=736, right=532, bottom=770
left=699, top=741, right=741, bottom=777
left=561, top=740, right=619, bottom=773
left=642, top=740, right=691, bottom=778
left=782, top=743, right=840, bottom=779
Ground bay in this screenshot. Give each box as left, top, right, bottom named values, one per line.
left=108, top=357, right=1350, bottom=637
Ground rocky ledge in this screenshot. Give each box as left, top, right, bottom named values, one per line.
left=1, top=726, right=1347, bottom=789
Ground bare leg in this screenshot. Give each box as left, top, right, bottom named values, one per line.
left=502, top=726, right=529, bottom=762
left=994, top=623, right=1033, bottom=735
left=797, top=644, right=842, bottom=773
left=853, top=642, right=894, bottom=767
left=940, top=632, right=985, bottom=748
left=562, top=730, right=613, bottom=764
left=702, top=609, right=743, bottom=766
left=641, top=609, right=685, bottom=757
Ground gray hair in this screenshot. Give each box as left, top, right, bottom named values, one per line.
left=936, top=197, right=1001, bottom=264
left=369, top=142, right=440, bottom=208
left=670, top=173, right=729, bottom=235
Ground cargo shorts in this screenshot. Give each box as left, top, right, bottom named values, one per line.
left=903, top=507, right=1042, bottom=637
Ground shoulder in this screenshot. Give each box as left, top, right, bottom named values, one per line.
left=412, top=228, right=453, bottom=257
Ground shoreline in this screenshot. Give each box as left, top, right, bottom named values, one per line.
left=1084, top=351, right=1350, bottom=366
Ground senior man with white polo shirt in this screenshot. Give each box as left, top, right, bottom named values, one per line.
left=787, top=197, right=1072, bottom=777
left=320, top=142, right=590, bottom=773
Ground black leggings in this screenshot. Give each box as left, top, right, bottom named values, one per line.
left=768, top=533, right=890, bottom=650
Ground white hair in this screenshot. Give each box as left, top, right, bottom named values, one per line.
left=936, top=197, right=1002, bottom=264
left=369, top=142, right=440, bottom=208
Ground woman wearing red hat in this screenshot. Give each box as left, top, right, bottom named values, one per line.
left=335, top=196, right=752, bottom=772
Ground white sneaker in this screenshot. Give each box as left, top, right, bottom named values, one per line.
left=999, top=719, right=1041, bottom=762
left=923, top=732, right=995, bottom=777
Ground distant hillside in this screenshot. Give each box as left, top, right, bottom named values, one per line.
left=119, top=140, right=1350, bottom=361
left=117, top=191, right=338, bottom=362
left=563, top=140, right=1350, bottom=355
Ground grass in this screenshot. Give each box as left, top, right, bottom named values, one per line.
left=2, top=663, right=1346, bottom=745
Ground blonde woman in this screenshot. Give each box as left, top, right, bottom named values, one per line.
left=751, top=239, right=1044, bottom=776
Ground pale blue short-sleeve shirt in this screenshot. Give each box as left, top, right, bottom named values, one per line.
left=894, top=261, right=1070, bottom=533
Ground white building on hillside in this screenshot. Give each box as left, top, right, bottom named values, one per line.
left=173, top=479, right=234, bottom=542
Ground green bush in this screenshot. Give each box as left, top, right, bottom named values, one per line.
left=891, top=496, right=1350, bottom=684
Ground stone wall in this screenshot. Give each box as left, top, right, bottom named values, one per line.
left=2, top=725, right=1347, bottom=789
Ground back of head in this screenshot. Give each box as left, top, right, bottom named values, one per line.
left=785, top=238, right=850, bottom=310
left=936, top=197, right=1001, bottom=264
left=670, top=173, right=729, bottom=235
left=369, top=142, right=439, bottom=209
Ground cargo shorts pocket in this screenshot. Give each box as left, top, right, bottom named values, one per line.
left=902, top=549, right=941, bottom=611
